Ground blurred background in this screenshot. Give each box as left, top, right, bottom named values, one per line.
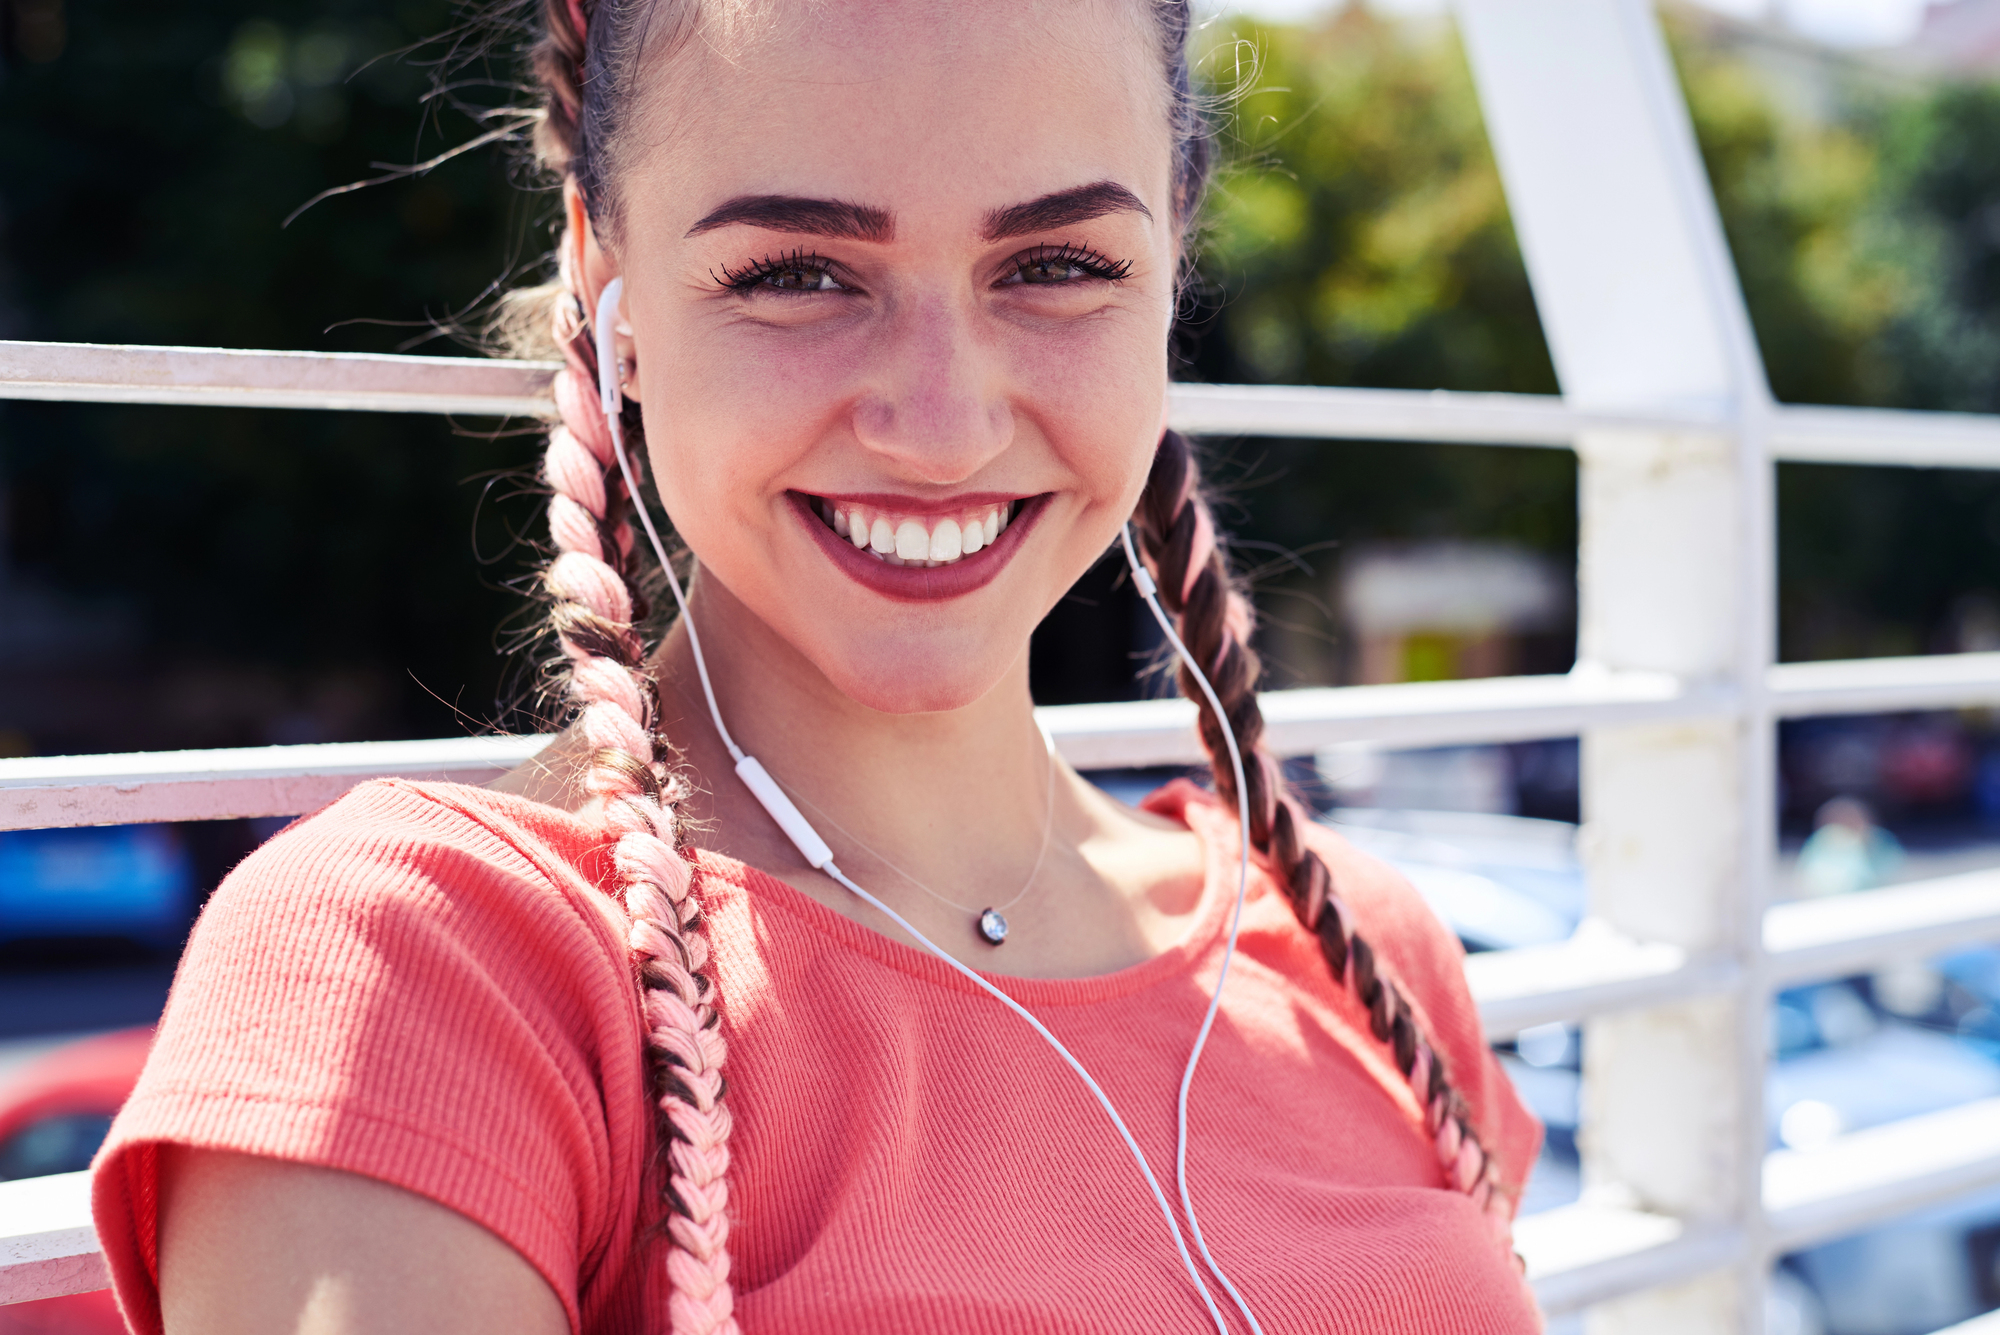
left=5, top=0, right=2000, bottom=1330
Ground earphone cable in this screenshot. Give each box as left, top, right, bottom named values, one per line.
left=1121, top=525, right=1266, bottom=1335
left=771, top=725, right=1057, bottom=919
left=592, top=278, right=1253, bottom=1335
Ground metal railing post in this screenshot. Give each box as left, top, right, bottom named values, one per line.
left=1454, top=1, right=1777, bottom=1328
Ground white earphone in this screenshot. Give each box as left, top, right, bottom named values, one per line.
left=594, top=279, right=1265, bottom=1334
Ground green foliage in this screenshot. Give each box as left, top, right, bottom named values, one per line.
left=1194, top=8, right=1556, bottom=394
left=1185, top=9, right=1571, bottom=685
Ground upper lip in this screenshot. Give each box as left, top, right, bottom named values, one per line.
left=802, top=489, right=1031, bottom=516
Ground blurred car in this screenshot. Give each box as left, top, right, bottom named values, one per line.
left=0, top=825, right=196, bottom=952
left=0, top=1027, right=151, bottom=1335
left=1325, top=806, right=2000, bottom=1335
left=0, top=1027, right=150, bottom=1181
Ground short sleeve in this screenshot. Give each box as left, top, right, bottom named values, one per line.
left=90, top=781, right=655, bottom=1335
left=1305, top=820, right=1544, bottom=1212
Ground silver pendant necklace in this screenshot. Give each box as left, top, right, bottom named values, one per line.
left=776, top=727, right=1057, bottom=946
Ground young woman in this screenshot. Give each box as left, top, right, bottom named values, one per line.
left=90, top=1, right=1543, bottom=1331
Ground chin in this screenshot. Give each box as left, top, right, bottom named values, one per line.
left=814, top=639, right=1019, bottom=717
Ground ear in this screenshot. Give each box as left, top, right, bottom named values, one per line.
left=564, top=180, right=643, bottom=403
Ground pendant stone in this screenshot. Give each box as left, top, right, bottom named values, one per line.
left=977, top=908, right=1009, bottom=945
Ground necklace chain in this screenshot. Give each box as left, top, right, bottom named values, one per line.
left=775, top=727, right=1057, bottom=924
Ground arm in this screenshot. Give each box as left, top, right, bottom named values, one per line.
left=158, top=1148, right=570, bottom=1335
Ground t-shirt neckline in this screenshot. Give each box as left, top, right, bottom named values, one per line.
left=695, top=786, right=1248, bottom=1008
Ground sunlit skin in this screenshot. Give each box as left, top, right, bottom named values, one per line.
left=160, top=3, right=1214, bottom=1329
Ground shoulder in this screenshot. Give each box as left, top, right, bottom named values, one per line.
left=1301, top=815, right=1543, bottom=1207
left=95, top=781, right=655, bottom=1333
left=202, top=778, right=626, bottom=976
left=1149, top=781, right=1540, bottom=1205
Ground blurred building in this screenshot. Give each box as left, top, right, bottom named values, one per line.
left=1901, top=0, right=2000, bottom=73
left=1338, top=540, right=1569, bottom=685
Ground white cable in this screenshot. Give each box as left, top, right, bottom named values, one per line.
left=1120, top=525, right=1265, bottom=1335
left=591, top=278, right=1253, bottom=1333
left=594, top=280, right=745, bottom=765
left=818, top=859, right=1232, bottom=1335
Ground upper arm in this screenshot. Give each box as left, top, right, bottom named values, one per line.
left=89, top=784, right=655, bottom=1334
left=158, top=1147, right=570, bottom=1335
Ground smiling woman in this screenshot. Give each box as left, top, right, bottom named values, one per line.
left=84, top=3, right=1542, bottom=1333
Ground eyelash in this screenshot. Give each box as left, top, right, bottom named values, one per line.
left=712, top=243, right=1134, bottom=293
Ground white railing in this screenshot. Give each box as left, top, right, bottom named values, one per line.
left=7, top=1, right=2000, bottom=1330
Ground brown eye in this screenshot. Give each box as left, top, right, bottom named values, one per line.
left=1001, top=246, right=1131, bottom=288
left=763, top=264, right=841, bottom=292
left=1016, top=256, right=1088, bottom=285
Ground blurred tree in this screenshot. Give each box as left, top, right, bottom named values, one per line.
left=1182, top=9, right=1572, bottom=686
left=1192, top=7, right=1556, bottom=394
left=0, top=0, right=551, bottom=754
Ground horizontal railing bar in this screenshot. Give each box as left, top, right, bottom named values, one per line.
left=0, top=1171, right=101, bottom=1307
left=1771, top=404, right=2000, bottom=470
left=0, top=735, right=546, bottom=831
left=1764, top=1095, right=2000, bottom=1252
left=0, top=672, right=1716, bottom=830
left=1045, top=669, right=1716, bottom=770
left=1770, top=651, right=2000, bottom=717
left=1465, top=929, right=1738, bottom=1040
left=17, top=345, right=2000, bottom=477
left=1166, top=382, right=1721, bottom=444
left=0, top=341, right=562, bottom=418
left=0, top=341, right=1728, bottom=442
left=1764, top=867, right=2000, bottom=986
left=1514, top=1202, right=1741, bottom=1316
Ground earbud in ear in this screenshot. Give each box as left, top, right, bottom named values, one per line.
left=595, top=278, right=626, bottom=420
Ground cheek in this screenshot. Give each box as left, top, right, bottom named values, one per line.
left=638, top=323, right=867, bottom=524
left=1007, top=310, right=1170, bottom=514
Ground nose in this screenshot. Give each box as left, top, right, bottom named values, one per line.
left=850, top=293, right=1013, bottom=484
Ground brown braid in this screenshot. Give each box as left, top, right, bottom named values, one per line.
left=1133, top=429, right=1514, bottom=1240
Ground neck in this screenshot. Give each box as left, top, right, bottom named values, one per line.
left=656, top=567, right=1057, bottom=913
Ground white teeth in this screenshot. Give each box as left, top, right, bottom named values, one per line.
left=817, top=500, right=1019, bottom=567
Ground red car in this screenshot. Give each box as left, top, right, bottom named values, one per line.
left=0, top=1028, right=153, bottom=1335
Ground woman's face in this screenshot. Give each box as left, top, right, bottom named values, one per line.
left=607, top=0, right=1177, bottom=715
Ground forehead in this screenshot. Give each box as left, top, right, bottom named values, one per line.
left=617, top=0, right=1173, bottom=238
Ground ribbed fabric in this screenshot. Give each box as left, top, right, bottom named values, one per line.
left=92, top=779, right=1541, bottom=1335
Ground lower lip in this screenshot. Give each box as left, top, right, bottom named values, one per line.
left=790, top=492, right=1049, bottom=602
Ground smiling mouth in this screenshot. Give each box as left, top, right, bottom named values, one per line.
left=803, top=496, right=1027, bottom=568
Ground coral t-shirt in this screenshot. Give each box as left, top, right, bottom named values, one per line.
left=92, top=778, right=1542, bottom=1334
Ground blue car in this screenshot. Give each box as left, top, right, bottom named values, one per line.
left=0, top=823, right=198, bottom=951
left=1324, top=804, right=2000, bottom=1335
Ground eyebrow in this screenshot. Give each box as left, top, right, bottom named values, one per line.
left=981, top=181, right=1152, bottom=242
left=685, top=195, right=895, bottom=242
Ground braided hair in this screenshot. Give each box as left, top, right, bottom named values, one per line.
left=1133, top=430, right=1514, bottom=1240
left=518, top=2, right=1509, bottom=1327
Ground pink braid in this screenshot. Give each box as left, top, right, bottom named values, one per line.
left=542, top=296, right=740, bottom=1332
